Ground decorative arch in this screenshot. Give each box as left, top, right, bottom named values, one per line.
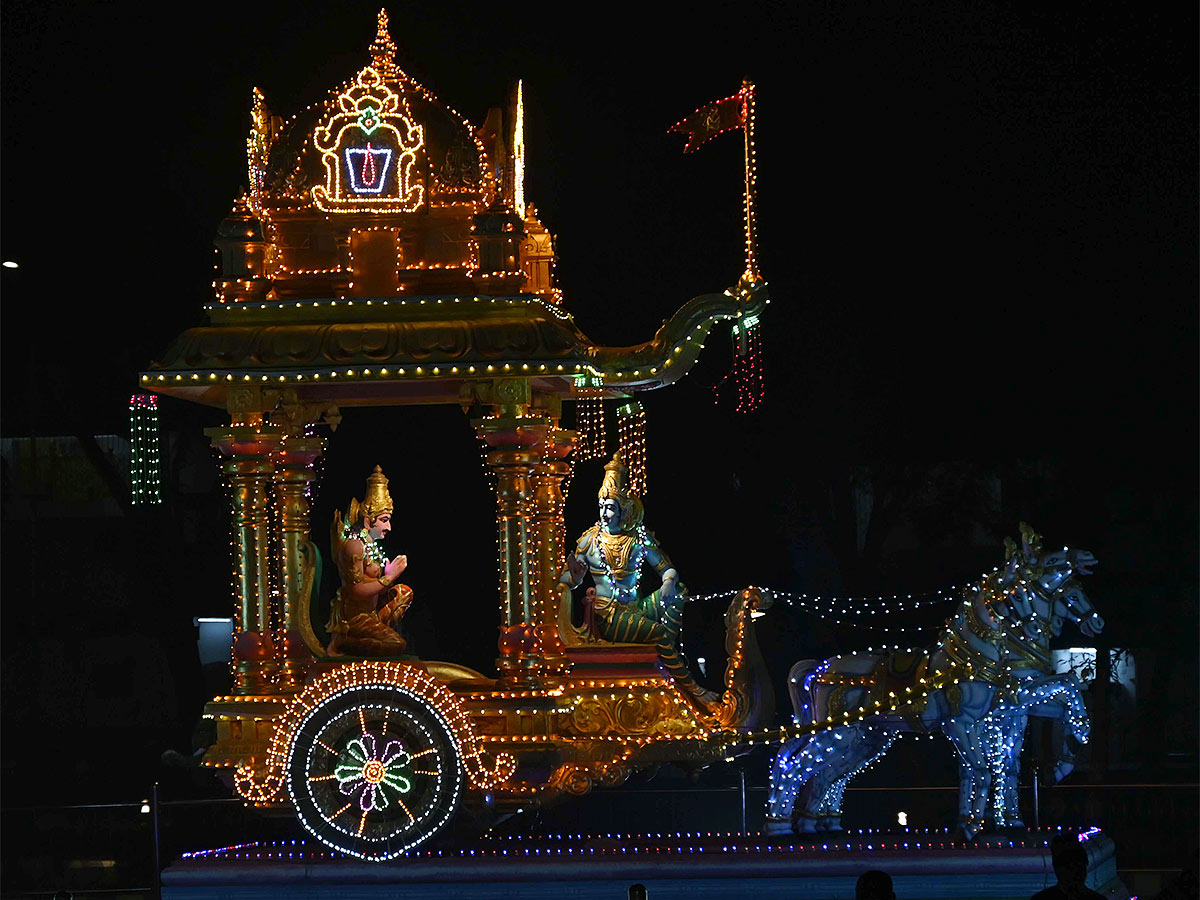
left=311, top=67, right=425, bottom=213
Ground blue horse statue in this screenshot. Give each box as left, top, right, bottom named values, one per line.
left=765, top=525, right=1102, bottom=839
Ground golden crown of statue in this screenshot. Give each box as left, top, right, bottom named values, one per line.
left=598, top=452, right=631, bottom=500
left=349, top=465, right=394, bottom=524
left=597, top=451, right=643, bottom=532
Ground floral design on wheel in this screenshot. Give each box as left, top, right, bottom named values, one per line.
left=334, top=733, right=413, bottom=811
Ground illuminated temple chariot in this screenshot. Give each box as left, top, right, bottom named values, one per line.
left=142, top=11, right=772, bottom=860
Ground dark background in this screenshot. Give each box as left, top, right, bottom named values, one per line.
left=1, top=0, right=1195, bottom=879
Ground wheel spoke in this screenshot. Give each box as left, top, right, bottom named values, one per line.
left=395, top=796, right=414, bottom=824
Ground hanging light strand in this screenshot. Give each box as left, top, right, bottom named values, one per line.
left=685, top=584, right=962, bottom=632
left=616, top=401, right=647, bottom=496
left=129, top=394, right=163, bottom=506
left=573, top=375, right=607, bottom=462
left=713, top=313, right=765, bottom=413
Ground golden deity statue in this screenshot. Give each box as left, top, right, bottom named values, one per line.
left=327, top=466, right=413, bottom=656
left=559, top=452, right=716, bottom=707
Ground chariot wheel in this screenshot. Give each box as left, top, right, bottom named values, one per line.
left=285, top=681, right=464, bottom=860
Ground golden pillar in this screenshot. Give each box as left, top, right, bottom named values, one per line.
left=273, top=436, right=325, bottom=692
left=473, top=379, right=576, bottom=687
left=482, top=437, right=542, bottom=686
left=206, top=425, right=284, bottom=695
left=529, top=431, right=574, bottom=675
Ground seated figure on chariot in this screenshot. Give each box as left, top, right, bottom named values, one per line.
left=326, top=465, right=413, bottom=657
left=559, top=452, right=717, bottom=708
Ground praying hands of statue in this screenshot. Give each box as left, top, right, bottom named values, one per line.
left=384, top=554, right=407, bottom=583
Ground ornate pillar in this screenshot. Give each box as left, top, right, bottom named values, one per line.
left=273, top=436, right=325, bottom=692
left=206, top=425, right=284, bottom=695
left=529, top=431, right=574, bottom=676
left=472, top=379, right=576, bottom=687
left=481, top=436, right=542, bottom=687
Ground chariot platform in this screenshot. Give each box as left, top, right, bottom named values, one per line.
left=162, top=826, right=1128, bottom=900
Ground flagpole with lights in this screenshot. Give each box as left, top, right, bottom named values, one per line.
left=741, top=80, right=758, bottom=282
left=670, top=84, right=766, bottom=412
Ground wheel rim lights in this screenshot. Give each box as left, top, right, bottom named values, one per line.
left=285, top=683, right=463, bottom=860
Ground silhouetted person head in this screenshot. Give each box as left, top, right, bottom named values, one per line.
left=1050, top=834, right=1089, bottom=889
left=856, top=869, right=896, bottom=900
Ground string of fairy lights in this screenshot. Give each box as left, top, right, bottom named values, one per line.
left=728, top=314, right=765, bottom=413
left=615, top=402, right=648, bottom=496
left=735, top=82, right=764, bottom=412
left=179, top=826, right=1104, bottom=862
left=683, top=583, right=962, bottom=635
left=161, top=281, right=763, bottom=393
left=572, top=375, right=607, bottom=462
left=129, top=394, right=162, bottom=506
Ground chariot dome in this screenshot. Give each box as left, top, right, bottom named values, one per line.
left=142, top=8, right=764, bottom=412
left=224, top=8, right=545, bottom=304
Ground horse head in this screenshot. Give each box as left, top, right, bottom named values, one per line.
left=1001, top=524, right=1101, bottom=638
left=1055, top=580, right=1105, bottom=638
left=1034, top=543, right=1102, bottom=637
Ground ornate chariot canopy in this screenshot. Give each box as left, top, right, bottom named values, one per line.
left=140, top=9, right=766, bottom=411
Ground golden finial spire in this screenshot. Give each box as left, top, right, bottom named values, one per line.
left=369, top=8, right=398, bottom=76
left=247, top=87, right=271, bottom=209
left=513, top=79, right=525, bottom=216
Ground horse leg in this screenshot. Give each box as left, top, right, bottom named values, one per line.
left=818, top=773, right=850, bottom=832
left=793, top=737, right=836, bottom=833
left=977, top=712, right=1017, bottom=830
left=798, top=725, right=898, bottom=833
left=824, top=726, right=901, bottom=832
left=765, top=737, right=807, bottom=835
left=997, top=711, right=1028, bottom=829
left=1023, top=676, right=1089, bottom=785
left=794, top=727, right=860, bottom=832
left=942, top=684, right=996, bottom=839
left=946, top=725, right=990, bottom=839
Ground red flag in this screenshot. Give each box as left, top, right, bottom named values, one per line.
left=671, top=91, right=746, bottom=153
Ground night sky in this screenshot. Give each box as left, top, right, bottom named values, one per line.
left=1, top=0, right=1195, bottom=836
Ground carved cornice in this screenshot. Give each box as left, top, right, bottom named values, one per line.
left=140, top=282, right=769, bottom=406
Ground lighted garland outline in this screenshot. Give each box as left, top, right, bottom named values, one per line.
left=344, top=145, right=394, bottom=194
left=235, top=662, right=516, bottom=808
left=178, top=283, right=765, bottom=387
left=311, top=67, right=425, bottom=213
left=177, top=825, right=1104, bottom=861
left=287, top=688, right=458, bottom=856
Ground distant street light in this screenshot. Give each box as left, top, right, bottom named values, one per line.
left=2, top=261, right=18, bottom=269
